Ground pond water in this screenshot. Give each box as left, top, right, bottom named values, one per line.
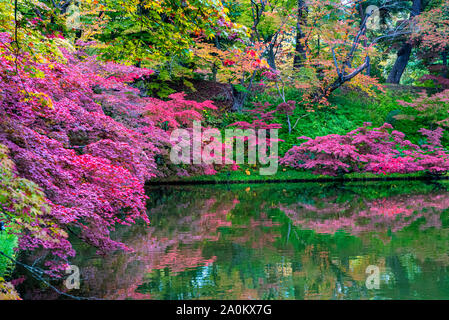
left=17, top=181, right=449, bottom=300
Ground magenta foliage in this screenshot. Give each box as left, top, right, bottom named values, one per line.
left=420, top=74, right=449, bottom=89
left=227, top=102, right=283, bottom=156
left=281, top=122, right=449, bottom=175
left=0, top=32, right=217, bottom=270
left=276, top=101, right=296, bottom=116
left=228, top=102, right=282, bottom=130
left=419, top=127, right=443, bottom=149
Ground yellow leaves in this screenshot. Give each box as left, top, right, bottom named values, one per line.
left=37, top=92, right=53, bottom=109
left=23, top=92, right=54, bottom=110
left=33, top=68, right=46, bottom=79
left=36, top=54, right=49, bottom=65
left=0, top=279, right=21, bottom=300
left=183, top=79, right=196, bottom=92
left=259, top=58, right=270, bottom=69
left=2, top=54, right=14, bottom=63
left=142, top=0, right=165, bottom=13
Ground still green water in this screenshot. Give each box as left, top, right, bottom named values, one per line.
left=19, top=181, right=449, bottom=299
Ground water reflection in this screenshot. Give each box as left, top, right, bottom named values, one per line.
left=17, top=181, right=449, bottom=300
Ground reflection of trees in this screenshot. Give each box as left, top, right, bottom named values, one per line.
left=18, top=182, right=449, bottom=300
left=84, top=194, right=239, bottom=299
left=279, top=193, right=449, bottom=235
left=19, top=191, right=240, bottom=299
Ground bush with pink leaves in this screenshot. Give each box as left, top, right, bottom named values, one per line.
left=281, top=123, right=449, bottom=176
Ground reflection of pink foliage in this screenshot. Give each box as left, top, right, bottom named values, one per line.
left=24, top=187, right=449, bottom=299
left=154, top=246, right=217, bottom=274
left=65, top=195, right=285, bottom=299
left=279, top=192, right=449, bottom=235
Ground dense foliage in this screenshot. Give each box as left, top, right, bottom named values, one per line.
left=2, top=0, right=449, bottom=298
left=280, top=123, right=449, bottom=175
left=0, top=3, right=220, bottom=278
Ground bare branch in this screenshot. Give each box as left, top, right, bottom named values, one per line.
left=332, top=47, right=342, bottom=79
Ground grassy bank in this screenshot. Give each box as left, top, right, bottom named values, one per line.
left=148, top=168, right=448, bottom=185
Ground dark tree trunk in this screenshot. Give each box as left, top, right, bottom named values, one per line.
left=359, top=3, right=370, bottom=75
left=387, top=43, right=413, bottom=83
left=231, top=85, right=245, bottom=112
left=231, top=72, right=256, bottom=112
left=386, top=0, right=423, bottom=84
left=267, top=44, right=276, bottom=70
left=442, top=50, right=449, bottom=78
left=312, top=6, right=372, bottom=103
left=293, top=0, right=307, bottom=68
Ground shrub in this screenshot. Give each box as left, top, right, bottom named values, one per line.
left=281, top=123, right=449, bottom=176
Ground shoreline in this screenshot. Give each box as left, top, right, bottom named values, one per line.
left=146, top=170, right=449, bottom=186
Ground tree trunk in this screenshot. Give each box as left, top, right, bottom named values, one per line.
left=293, top=0, right=307, bottom=69
left=386, top=0, right=422, bottom=84
left=231, top=85, right=245, bottom=113
left=442, top=50, right=448, bottom=78
left=267, top=44, right=277, bottom=70
left=387, top=43, right=412, bottom=83
left=359, top=3, right=370, bottom=75
left=231, top=72, right=256, bottom=112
